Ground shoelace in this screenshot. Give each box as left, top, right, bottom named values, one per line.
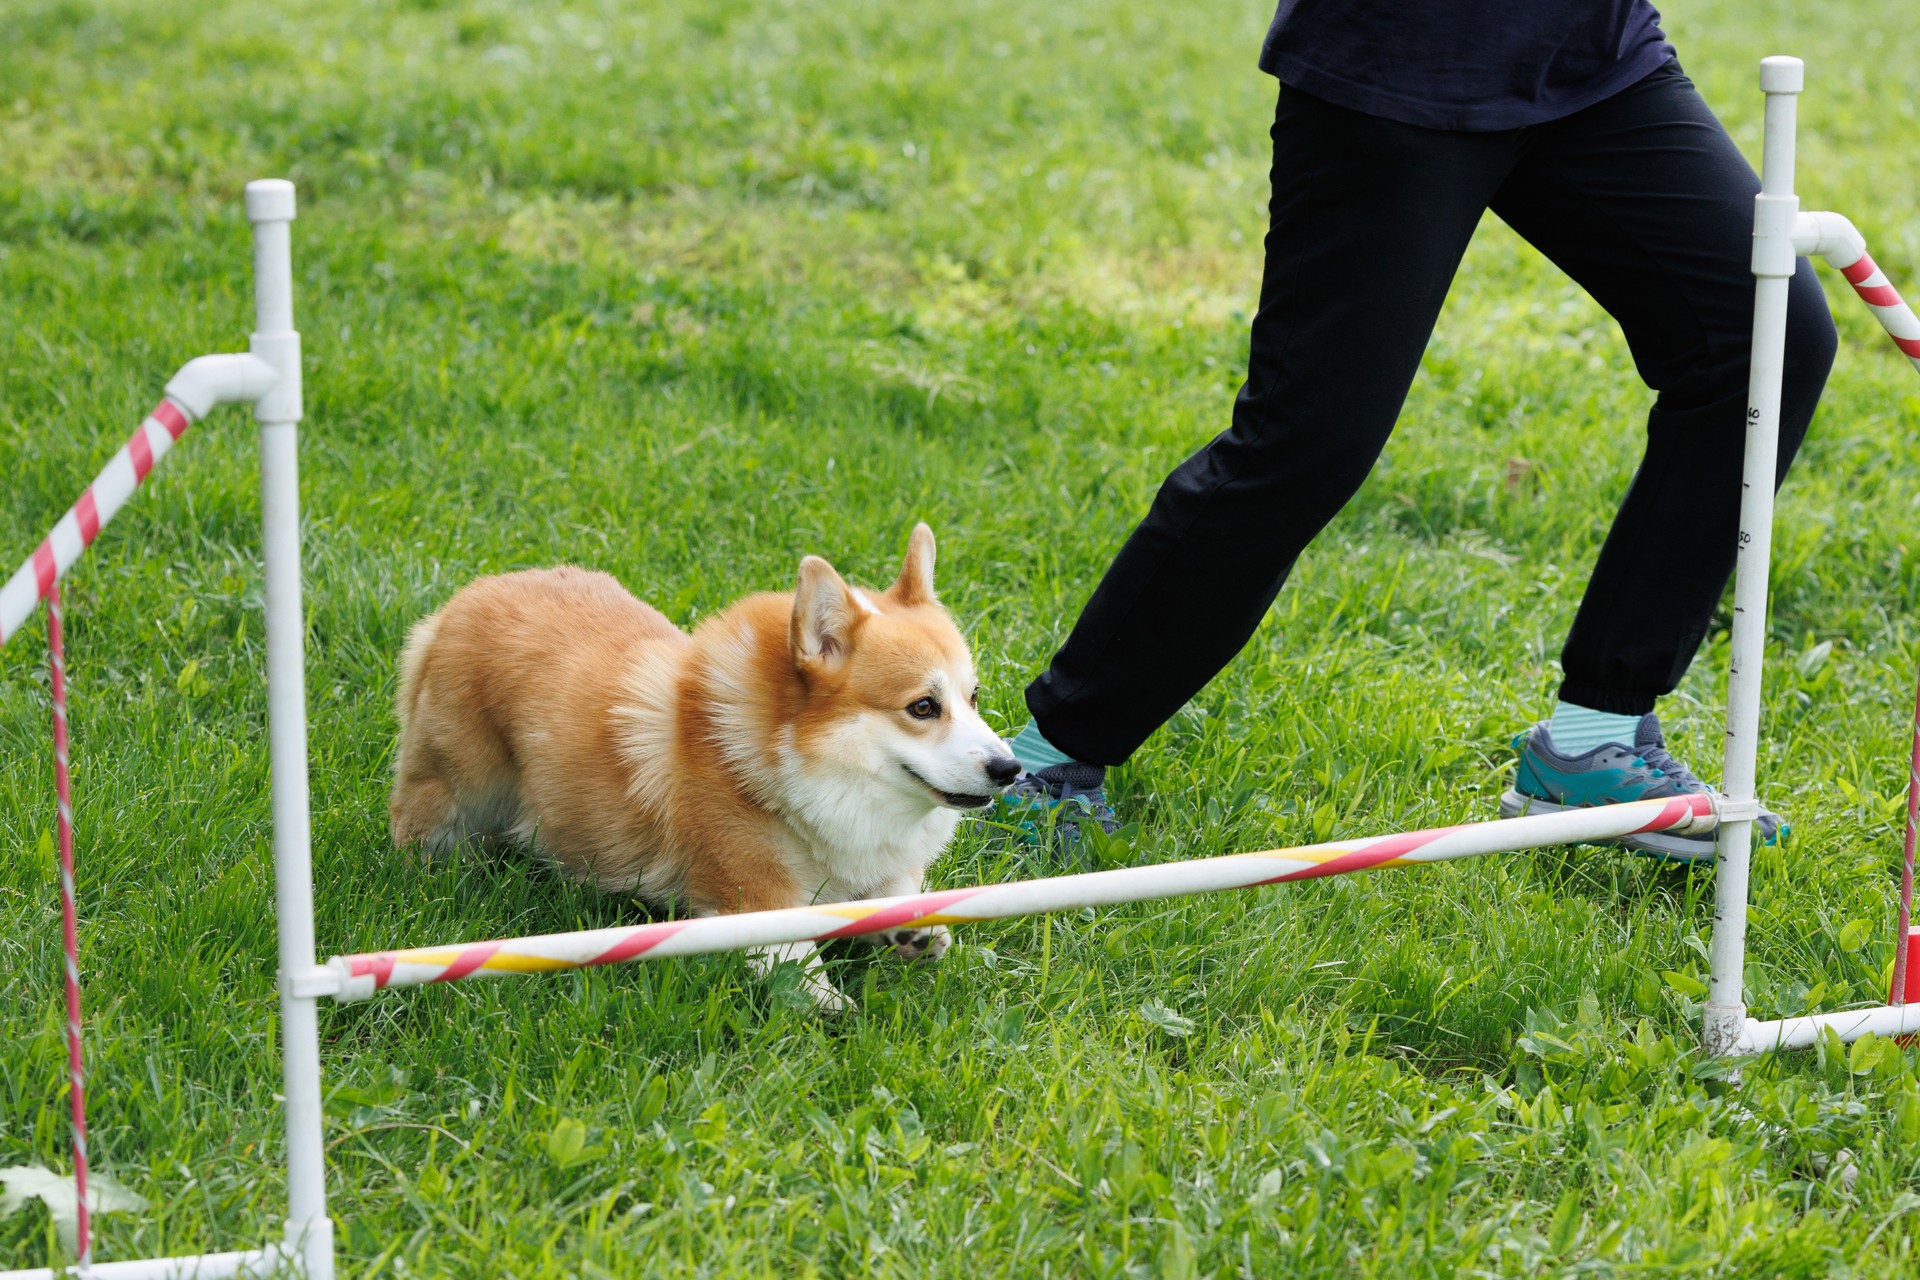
left=1634, top=737, right=1706, bottom=791
left=1011, top=775, right=1097, bottom=811
left=1011, top=762, right=1104, bottom=800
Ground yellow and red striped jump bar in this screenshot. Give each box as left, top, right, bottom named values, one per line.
left=323, top=793, right=1716, bottom=999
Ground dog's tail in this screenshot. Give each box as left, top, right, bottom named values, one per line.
left=394, top=609, right=442, bottom=740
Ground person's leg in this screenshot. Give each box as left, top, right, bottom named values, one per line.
left=1491, top=60, right=1837, bottom=721
left=1021, top=89, right=1513, bottom=768
left=1487, top=60, right=1836, bottom=858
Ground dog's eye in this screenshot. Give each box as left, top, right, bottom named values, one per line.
left=907, top=696, right=940, bottom=720
left=969, top=686, right=981, bottom=709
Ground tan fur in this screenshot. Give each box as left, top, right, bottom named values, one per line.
left=388, top=526, right=1014, bottom=1009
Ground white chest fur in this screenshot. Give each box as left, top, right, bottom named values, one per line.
left=767, top=744, right=962, bottom=901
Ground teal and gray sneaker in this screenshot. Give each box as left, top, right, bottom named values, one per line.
left=997, top=760, right=1119, bottom=855
left=1498, top=712, right=1783, bottom=863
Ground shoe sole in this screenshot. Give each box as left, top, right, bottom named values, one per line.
left=1497, top=789, right=1714, bottom=864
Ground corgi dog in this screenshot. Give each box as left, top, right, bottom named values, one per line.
left=387, top=524, right=1019, bottom=1011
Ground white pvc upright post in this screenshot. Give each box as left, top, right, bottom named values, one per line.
left=245, top=179, right=333, bottom=1280
left=1703, top=57, right=1803, bottom=1056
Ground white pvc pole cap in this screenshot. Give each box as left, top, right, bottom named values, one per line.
left=1759, top=55, right=1804, bottom=95
left=245, top=178, right=297, bottom=224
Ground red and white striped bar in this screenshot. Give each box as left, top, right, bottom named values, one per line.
left=1794, top=209, right=1920, bottom=377
left=0, top=348, right=279, bottom=653
left=0, top=401, right=194, bottom=647
left=1832, top=250, right=1920, bottom=375
left=323, top=794, right=1717, bottom=1000
left=47, top=586, right=91, bottom=1270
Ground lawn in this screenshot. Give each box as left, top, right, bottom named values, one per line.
left=5, top=0, right=1920, bottom=1274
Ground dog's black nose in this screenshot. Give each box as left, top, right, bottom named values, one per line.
left=985, top=754, right=1021, bottom=787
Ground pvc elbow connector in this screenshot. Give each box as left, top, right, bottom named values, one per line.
left=163, top=352, right=282, bottom=421
left=1793, top=210, right=1868, bottom=272
left=323, top=956, right=378, bottom=1002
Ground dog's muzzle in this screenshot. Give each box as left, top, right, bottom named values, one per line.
left=903, top=764, right=1004, bottom=810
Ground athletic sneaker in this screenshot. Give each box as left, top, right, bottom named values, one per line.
left=997, top=760, right=1120, bottom=856
left=1499, top=712, right=1783, bottom=863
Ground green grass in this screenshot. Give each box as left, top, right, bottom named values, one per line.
left=5, top=0, right=1920, bottom=1273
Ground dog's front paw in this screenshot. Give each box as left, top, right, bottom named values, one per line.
left=883, top=924, right=950, bottom=963
left=805, top=975, right=854, bottom=1015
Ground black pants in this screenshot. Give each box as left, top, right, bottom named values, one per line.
left=1026, top=61, right=1838, bottom=767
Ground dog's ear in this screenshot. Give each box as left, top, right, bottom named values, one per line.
left=792, top=555, right=860, bottom=676
left=886, top=522, right=937, bottom=606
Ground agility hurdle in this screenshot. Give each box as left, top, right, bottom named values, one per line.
left=309, top=57, right=1920, bottom=1053
left=3, top=56, right=1918, bottom=1280
left=1703, top=56, right=1920, bottom=1056
left=1, top=182, right=327, bottom=1279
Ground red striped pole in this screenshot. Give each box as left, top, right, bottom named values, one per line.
left=46, top=585, right=91, bottom=1270
left=1833, top=251, right=1920, bottom=375
left=324, top=794, right=1716, bottom=998
left=0, top=399, right=192, bottom=649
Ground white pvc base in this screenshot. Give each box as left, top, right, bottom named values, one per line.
left=0, top=1244, right=284, bottom=1279
left=1734, top=1003, right=1920, bottom=1053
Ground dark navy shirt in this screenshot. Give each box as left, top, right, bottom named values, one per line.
left=1259, top=1, right=1674, bottom=131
